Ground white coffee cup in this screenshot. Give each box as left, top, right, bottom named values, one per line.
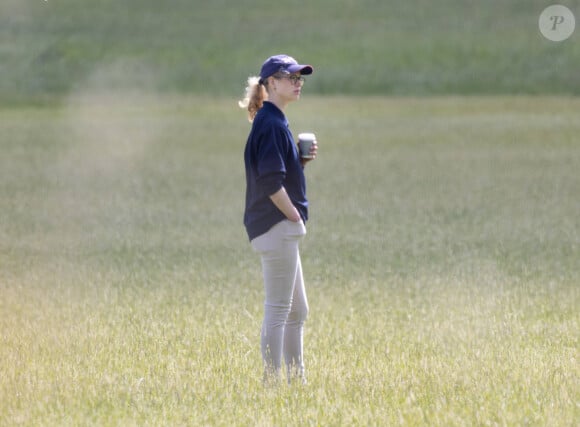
left=298, top=133, right=316, bottom=159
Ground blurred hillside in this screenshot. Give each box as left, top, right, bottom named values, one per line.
left=1, top=0, right=579, bottom=103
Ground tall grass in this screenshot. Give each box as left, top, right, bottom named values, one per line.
left=1, top=95, right=579, bottom=425
left=1, top=0, right=580, bottom=102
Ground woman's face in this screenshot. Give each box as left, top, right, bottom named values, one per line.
left=269, top=72, right=305, bottom=103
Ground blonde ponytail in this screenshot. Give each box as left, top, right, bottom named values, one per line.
left=238, top=76, right=267, bottom=122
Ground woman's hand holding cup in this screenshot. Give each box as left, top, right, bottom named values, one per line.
left=298, top=132, right=317, bottom=165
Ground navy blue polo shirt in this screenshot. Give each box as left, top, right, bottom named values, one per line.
left=243, top=102, right=308, bottom=241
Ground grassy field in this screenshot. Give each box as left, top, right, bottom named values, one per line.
left=2, top=0, right=580, bottom=102
left=1, top=94, right=579, bottom=426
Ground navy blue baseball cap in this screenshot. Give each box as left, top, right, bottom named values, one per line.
left=259, top=55, right=313, bottom=82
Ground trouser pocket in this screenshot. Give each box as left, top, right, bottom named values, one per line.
left=284, top=219, right=306, bottom=238
left=251, top=220, right=306, bottom=253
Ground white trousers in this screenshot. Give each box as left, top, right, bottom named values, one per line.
left=251, top=219, right=309, bottom=381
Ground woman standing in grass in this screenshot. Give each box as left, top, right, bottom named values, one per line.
left=239, top=54, right=316, bottom=385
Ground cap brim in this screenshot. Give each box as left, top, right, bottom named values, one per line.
left=287, top=64, right=313, bottom=75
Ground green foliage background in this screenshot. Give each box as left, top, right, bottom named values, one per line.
left=2, top=0, right=580, bottom=102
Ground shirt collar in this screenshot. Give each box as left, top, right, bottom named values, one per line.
left=262, top=101, right=288, bottom=124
